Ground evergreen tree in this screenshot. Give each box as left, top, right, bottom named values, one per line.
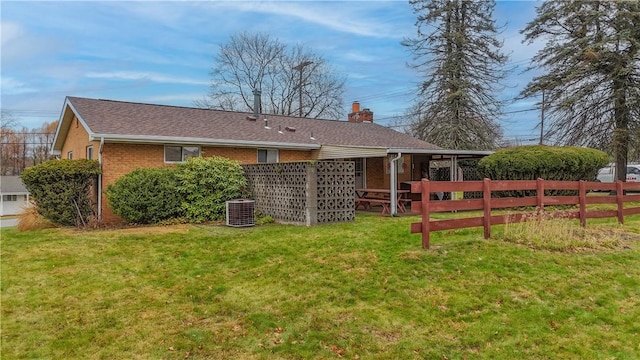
left=521, top=1, right=640, bottom=181
left=403, top=0, right=508, bottom=150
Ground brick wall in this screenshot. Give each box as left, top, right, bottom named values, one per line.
left=60, top=116, right=99, bottom=159
left=366, top=157, right=385, bottom=188
left=365, top=154, right=414, bottom=189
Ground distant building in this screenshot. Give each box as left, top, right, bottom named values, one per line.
left=0, top=176, right=31, bottom=216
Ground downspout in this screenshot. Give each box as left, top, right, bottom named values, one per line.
left=98, top=137, right=104, bottom=221
left=390, top=152, right=402, bottom=216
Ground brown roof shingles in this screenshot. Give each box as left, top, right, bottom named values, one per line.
left=67, top=97, right=440, bottom=150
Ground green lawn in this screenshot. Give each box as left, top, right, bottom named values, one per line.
left=1, top=214, right=639, bottom=359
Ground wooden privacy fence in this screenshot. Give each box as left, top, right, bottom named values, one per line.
left=409, top=178, right=640, bottom=249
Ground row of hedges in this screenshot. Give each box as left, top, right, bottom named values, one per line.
left=477, top=145, right=610, bottom=181
left=107, top=156, right=247, bottom=224
left=476, top=145, right=610, bottom=197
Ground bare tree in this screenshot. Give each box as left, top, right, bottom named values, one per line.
left=0, top=113, right=56, bottom=175
left=521, top=1, right=640, bottom=181
left=195, top=32, right=346, bottom=119
left=403, top=0, right=508, bottom=150
left=30, top=121, right=58, bottom=166
left=1, top=111, right=19, bottom=175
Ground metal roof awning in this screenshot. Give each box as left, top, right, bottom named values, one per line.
left=315, top=145, right=387, bottom=160
left=386, top=148, right=494, bottom=158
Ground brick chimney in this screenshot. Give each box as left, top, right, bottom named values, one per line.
left=348, top=101, right=373, bottom=123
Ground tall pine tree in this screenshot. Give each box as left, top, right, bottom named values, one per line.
left=403, top=0, right=508, bottom=150
left=521, top=1, right=640, bottom=181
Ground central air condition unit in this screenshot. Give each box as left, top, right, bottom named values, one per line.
left=225, top=199, right=255, bottom=227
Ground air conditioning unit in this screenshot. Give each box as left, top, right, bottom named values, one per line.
left=226, top=199, right=255, bottom=227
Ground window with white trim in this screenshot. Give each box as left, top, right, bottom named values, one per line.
left=67, top=151, right=73, bottom=160
left=86, top=145, right=94, bottom=160
left=2, top=195, right=17, bottom=201
left=257, top=149, right=279, bottom=163
left=164, top=145, right=200, bottom=163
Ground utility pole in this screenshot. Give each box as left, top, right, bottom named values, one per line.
left=540, top=89, right=545, bottom=145
left=293, top=61, right=313, bottom=117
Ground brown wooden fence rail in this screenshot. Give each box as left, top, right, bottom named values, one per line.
left=409, top=178, right=640, bottom=249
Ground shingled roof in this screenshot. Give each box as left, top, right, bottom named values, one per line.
left=0, top=176, right=29, bottom=194
left=53, top=96, right=441, bottom=153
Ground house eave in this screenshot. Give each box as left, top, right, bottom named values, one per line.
left=89, top=134, right=322, bottom=151
left=51, top=97, right=94, bottom=152
left=386, top=148, right=494, bottom=158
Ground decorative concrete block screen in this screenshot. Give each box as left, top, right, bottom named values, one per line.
left=243, top=161, right=355, bottom=226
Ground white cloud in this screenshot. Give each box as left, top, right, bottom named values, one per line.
left=0, top=21, right=62, bottom=65
left=85, top=71, right=209, bottom=86
left=0, top=21, right=24, bottom=45
left=0, top=77, right=37, bottom=95
left=207, top=2, right=408, bottom=39
left=343, top=51, right=379, bottom=63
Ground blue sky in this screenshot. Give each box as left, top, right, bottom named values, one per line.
left=1, top=0, right=544, bottom=143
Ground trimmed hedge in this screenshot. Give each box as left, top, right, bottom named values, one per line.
left=477, top=145, right=610, bottom=181
left=106, top=167, right=184, bottom=224
left=176, top=156, right=247, bottom=223
left=20, top=159, right=101, bottom=227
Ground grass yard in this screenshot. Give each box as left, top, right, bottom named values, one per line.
left=1, top=213, right=639, bottom=359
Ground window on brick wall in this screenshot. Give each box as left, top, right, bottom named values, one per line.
left=67, top=151, right=73, bottom=160
left=257, top=149, right=278, bottom=163
left=165, top=145, right=200, bottom=163
left=86, top=145, right=93, bottom=160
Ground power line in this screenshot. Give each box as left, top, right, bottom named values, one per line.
left=1, top=142, right=53, bottom=145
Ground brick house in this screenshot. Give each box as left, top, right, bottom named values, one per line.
left=51, top=96, right=490, bottom=223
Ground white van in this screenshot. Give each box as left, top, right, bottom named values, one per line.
left=597, top=165, right=640, bottom=183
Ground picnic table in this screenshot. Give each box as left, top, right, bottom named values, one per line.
left=355, top=188, right=411, bottom=215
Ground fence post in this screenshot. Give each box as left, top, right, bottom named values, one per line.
left=579, top=180, right=586, bottom=227
left=483, top=178, right=491, bottom=239
left=536, top=178, right=545, bottom=211
left=616, top=180, right=624, bottom=224
left=421, top=178, right=431, bottom=249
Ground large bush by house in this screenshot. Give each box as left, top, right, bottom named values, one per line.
left=106, top=167, right=183, bottom=224
left=176, top=156, right=247, bottom=223
left=477, top=145, right=609, bottom=181
left=20, top=159, right=101, bottom=227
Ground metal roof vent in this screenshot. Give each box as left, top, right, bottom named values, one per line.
left=226, top=199, right=255, bottom=227
left=246, top=116, right=257, bottom=121
left=285, top=126, right=296, bottom=132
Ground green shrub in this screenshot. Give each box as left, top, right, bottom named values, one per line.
left=477, top=145, right=610, bottom=197
left=477, top=145, right=610, bottom=181
left=106, top=167, right=183, bottom=224
left=20, top=159, right=101, bottom=227
left=255, top=210, right=275, bottom=225
left=176, top=156, right=247, bottom=223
